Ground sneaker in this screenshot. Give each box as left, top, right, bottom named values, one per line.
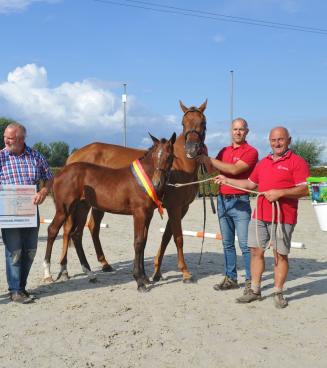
left=274, top=292, right=288, bottom=309
left=10, top=291, right=34, bottom=304
left=213, top=276, right=239, bottom=291
left=22, top=289, right=38, bottom=300
left=243, top=280, right=252, bottom=295
left=236, top=289, right=262, bottom=303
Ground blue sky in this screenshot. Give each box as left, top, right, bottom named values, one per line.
left=0, top=0, right=326, bottom=161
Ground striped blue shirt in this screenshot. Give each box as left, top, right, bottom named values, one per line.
left=0, top=145, right=53, bottom=186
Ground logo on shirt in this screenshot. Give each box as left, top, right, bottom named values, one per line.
left=277, top=165, right=289, bottom=171
left=233, top=157, right=240, bottom=162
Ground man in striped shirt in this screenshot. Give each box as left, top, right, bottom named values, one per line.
left=1, top=122, right=53, bottom=304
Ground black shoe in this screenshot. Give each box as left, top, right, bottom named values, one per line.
left=10, top=291, right=34, bottom=304
left=22, top=289, right=38, bottom=300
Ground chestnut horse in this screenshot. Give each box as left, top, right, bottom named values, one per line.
left=44, top=133, right=176, bottom=291
left=46, top=100, right=207, bottom=283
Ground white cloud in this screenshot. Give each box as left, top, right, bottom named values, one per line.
left=0, top=64, right=179, bottom=149
left=0, top=0, right=58, bottom=14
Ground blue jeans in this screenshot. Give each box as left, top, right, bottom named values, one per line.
left=2, top=221, right=39, bottom=292
left=217, top=195, right=251, bottom=281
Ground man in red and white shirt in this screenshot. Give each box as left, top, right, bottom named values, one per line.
left=198, top=118, right=258, bottom=292
left=215, top=127, right=309, bottom=308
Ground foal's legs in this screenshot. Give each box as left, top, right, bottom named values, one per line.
left=133, top=211, right=153, bottom=291
left=44, top=211, right=67, bottom=282
left=88, top=208, right=114, bottom=272
left=71, top=202, right=96, bottom=282
left=153, top=205, right=193, bottom=282
left=57, top=214, right=75, bottom=281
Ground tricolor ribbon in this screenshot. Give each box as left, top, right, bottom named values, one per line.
left=131, top=159, right=164, bottom=219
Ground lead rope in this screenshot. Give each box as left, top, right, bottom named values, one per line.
left=167, top=179, right=282, bottom=265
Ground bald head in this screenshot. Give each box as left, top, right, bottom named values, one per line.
left=269, top=126, right=290, bottom=140
left=269, top=126, right=291, bottom=159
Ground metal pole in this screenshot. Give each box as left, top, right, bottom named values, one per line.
left=230, top=70, right=234, bottom=123
left=122, top=83, right=127, bottom=147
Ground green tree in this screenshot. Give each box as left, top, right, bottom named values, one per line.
left=32, top=142, right=51, bottom=160
left=291, top=139, right=325, bottom=167
left=70, top=147, right=79, bottom=155
left=48, top=141, right=70, bottom=167
left=0, top=117, right=16, bottom=149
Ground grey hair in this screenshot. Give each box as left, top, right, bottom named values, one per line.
left=232, top=117, right=248, bottom=130
left=6, top=122, right=27, bottom=139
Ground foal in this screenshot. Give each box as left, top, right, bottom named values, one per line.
left=44, top=133, right=176, bottom=291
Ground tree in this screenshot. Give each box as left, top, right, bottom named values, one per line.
left=32, top=142, right=51, bottom=161
left=48, top=141, right=70, bottom=167
left=290, top=139, right=325, bottom=167
left=0, top=117, right=16, bottom=149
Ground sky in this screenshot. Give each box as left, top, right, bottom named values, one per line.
left=0, top=0, right=327, bottom=161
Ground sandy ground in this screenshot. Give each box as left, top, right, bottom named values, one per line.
left=0, top=197, right=327, bottom=368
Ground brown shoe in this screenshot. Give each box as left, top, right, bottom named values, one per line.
left=213, top=276, right=239, bottom=291
left=10, top=291, right=34, bottom=304
left=243, top=280, right=252, bottom=295
left=236, top=289, right=262, bottom=303
left=274, top=292, right=288, bottom=309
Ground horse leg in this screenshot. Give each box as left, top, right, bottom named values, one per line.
left=44, top=211, right=67, bottom=283
left=133, top=213, right=150, bottom=292
left=88, top=208, right=114, bottom=272
left=153, top=220, right=172, bottom=282
left=71, top=202, right=97, bottom=282
left=140, top=214, right=153, bottom=285
left=154, top=205, right=194, bottom=283
left=57, top=215, right=74, bottom=281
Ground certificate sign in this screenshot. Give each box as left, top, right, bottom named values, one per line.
left=0, top=185, right=37, bottom=228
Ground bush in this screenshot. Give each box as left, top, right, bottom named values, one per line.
left=310, top=167, right=327, bottom=177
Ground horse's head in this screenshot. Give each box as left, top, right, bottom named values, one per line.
left=149, top=132, right=176, bottom=190
left=180, top=99, right=207, bottom=159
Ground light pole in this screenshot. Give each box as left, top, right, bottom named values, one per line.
left=122, top=83, right=127, bottom=147
left=230, top=70, right=234, bottom=123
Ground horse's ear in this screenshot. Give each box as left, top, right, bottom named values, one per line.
left=148, top=132, right=159, bottom=144
left=198, top=99, right=208, bottom=112
left=179, top=100, right=188, bottom=113
left=169, top=132, right=176, bottom=145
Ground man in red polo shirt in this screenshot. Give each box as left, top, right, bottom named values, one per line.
left=215, top=127, right=309, bottom=308
left=197, top=117, right=258, bottom=293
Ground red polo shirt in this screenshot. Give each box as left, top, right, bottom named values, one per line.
left=216, top=142, right=258, bottom=195
left=249, top=150, right=310, bottom=224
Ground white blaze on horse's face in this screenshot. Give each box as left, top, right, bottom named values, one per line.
left=152, top=140, right=174, bottom=190
left=152, top=145, right=167, bottom=190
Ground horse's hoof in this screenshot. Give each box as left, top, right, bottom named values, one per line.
left=152, top=273, right=163, bottom=283
left=102, top=264, right=115, bottom=273
left=89, top=277, right=98, bottom=283
left=44, top=276, right=54, bottom=283
left=137, top=285, right=148, bottom=293
left=183, top=276, right=196, bottom=284
left=143, top=277, right=153, bottom=285
left=56, top=271, right=70, bottom=281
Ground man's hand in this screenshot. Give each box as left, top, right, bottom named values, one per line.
left=214, top=175, right=227, bottom=185
left=264, top=189, right=283, bottom=202
left=33, top=188, right=48, bottom=205
left=196, top=154, right=211, bottom=166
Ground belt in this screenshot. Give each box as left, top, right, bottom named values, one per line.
left=219, top=194, right=248, bottom=199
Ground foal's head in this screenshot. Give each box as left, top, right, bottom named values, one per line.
left=148, top=132, right=176, bottom=190
left=180, top=100, right=207, bottom=159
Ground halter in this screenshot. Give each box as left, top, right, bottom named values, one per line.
left=182, top=107, right=207, bottom=148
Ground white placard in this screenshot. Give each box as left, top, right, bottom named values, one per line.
left=0, top=184, right=37, bottom=228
